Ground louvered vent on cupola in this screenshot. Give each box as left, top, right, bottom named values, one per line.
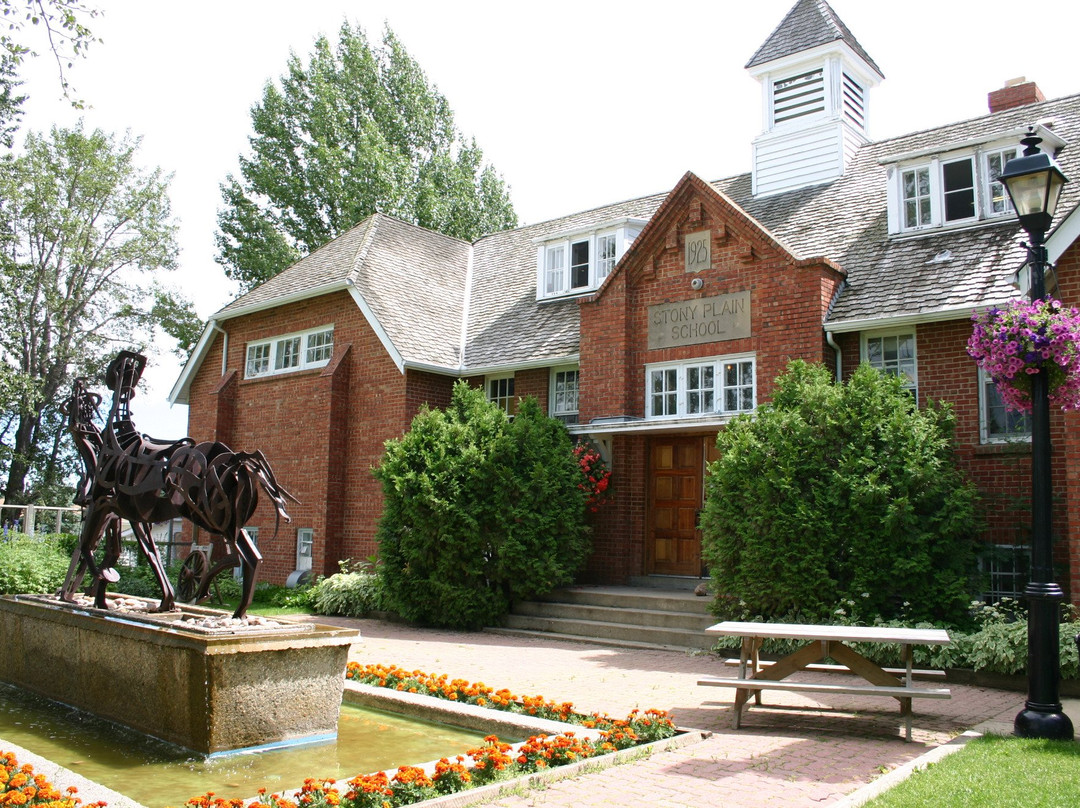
left=746, top=0, right=883, bottom=198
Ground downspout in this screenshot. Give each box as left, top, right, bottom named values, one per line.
left=210, top=320, right=228, bottom=377
left=826, top=329, right=842, bottom=382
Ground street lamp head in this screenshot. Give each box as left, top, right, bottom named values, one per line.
left=999, top=128, right=1069, bottom=237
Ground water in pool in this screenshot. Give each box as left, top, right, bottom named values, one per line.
left=0, top=683, right=491, bottom=808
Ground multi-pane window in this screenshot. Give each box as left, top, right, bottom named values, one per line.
left=942, top=157, right=976, bottom=222
left=647, top=356, right=755, bottom=419
left=551, top=368, right=579, bottom=424
left=487, top=375, right=515, bottom=414
left=864, top=332, right=917, bottom=392
left=544, top=246, right=566, bottom=296
left=686, top=364, right=714, bottom=415
left=893, top=144, right=1029, bottom=233
left=537, top=222, right=645, bottom=300
left=246, top=343, right=271, bottom=377
left=597, top=234, right=617, bottom=281
left=650, top=368, right=678, bottom=417
left=236, top=526, right=259, bottom=580
left=723, top=360, right=755, bottom=412
left=245, top=325, right=334, bottom=379
left=978, top=544, right=1029, bottom=604
left=902, top=167, right=932, bottom=229
left=306, top=329, right=334, bottom=363
left=980, top=369, right=1031, bottom=443
left=296, top=528, right=313, bottom=572
left=275, top=336, right=301, bottom=371
left=986, top=147, right=1018, bottom=215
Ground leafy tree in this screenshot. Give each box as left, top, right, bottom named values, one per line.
left=700, top=360, right=981, bottom=626
left=374, top=382, right=591, bottom=629
left=217, top=22, right=517, bottom=291
left=0, top=123, right=191, bottom=505
left=1, top=0, right=100, bottom=106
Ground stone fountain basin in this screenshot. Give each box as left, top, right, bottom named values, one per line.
left=0, top=594, right=360, bottom=756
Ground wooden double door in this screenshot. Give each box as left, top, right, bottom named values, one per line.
left=647, top=436, right=713, bottom=577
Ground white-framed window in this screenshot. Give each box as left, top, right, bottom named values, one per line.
left=863, top=330, right=917, bottom=394
left=550, top=366, right=579, bottom=425
left=536, top=221, right=644, bottom=300
left=306, top=329, right=334, bottom=363
left=245, top=325, right=334, bottom=379
left=487, top=374, right=515, bottom=414
left=978, top=544, right=1029, bottom=604
left=596, top=233, right=617, bottom=281
left=246, top=343, right=271, bottom=377
left=296, top=528, right=313, bottom=572
left=645, top=354, right=756, bottom=420
left=979, top=369, right=1031, bottom=443
left=890, top=142, right=1031, bottom=234
left=985, top=146, right=1018, bottom=216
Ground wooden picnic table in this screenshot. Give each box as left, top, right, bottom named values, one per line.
left=698, top=621, right=952, bottom=741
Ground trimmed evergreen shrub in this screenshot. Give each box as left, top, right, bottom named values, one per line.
left=701, top=360, right=981, bottom=626
left=374, top=382, right=592, bottom=628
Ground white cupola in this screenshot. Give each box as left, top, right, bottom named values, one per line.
left=746, top=0, right=884, bottom=197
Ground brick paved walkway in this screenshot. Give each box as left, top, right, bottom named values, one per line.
left=309, top=616, right=1027, bottom=808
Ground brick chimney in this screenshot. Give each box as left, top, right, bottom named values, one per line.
left=989, top=77, right=1045, bottom=113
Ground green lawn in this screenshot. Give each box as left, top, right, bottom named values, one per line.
left=865, top=734, right=1080, bottom=808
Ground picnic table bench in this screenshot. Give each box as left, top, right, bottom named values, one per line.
left=698, top=621, right=952, bottom=741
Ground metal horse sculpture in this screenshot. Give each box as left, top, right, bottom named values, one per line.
left=59, top=351, right=297, bottom=618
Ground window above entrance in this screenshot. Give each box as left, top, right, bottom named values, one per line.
left=535, top=219, right=646, bottom=301
left=645, top=354, right=756, bottom=420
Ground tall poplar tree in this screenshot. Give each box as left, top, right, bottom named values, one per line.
left=216, top=23, right=518, bottom=291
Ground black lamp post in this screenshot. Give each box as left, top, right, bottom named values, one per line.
left=998, top=127, right=1074, bottom=740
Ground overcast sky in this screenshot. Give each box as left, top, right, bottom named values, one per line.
left=16, top=0, right=1080, bottom=436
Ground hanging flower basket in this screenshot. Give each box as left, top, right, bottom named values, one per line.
left=967, top=298, right=1080, bottom=413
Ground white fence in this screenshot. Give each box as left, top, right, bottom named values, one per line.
left=0, top=503, right=83, bottom=535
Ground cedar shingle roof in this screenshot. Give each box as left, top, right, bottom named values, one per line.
left=746, top=0, right=884, bottom=78
left=192, top=93, right=1080, bottom=383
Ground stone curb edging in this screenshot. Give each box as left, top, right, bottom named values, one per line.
left=826, top=730, right=981, bottom=808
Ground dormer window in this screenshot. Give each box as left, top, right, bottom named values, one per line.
left=536, top=220, right=644, bottom=300
left=888, top=140, right=1031, bottom=234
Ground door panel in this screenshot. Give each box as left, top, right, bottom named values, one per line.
left=647, top=437, right=704, bottom=576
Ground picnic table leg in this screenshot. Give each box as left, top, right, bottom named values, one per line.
left=902, top=644, right=913, bottom=741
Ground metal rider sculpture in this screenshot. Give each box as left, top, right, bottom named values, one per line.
left=59, top=351, right=296, bottom=618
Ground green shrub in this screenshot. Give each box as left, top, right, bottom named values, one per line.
left=701, top=361, right=981, bottom=626
left=375, top=382, right=592, bottom=629
left=0, top=534, right=71, bottom=594
left=310, top=563, right=384, bottom=616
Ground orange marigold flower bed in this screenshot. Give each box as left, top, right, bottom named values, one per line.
left=181, top=664, right=678, bottom=808
left=0, top=751, right=105, bottom=808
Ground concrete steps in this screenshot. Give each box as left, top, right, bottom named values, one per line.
left=488, top=581, right=718, bottom=651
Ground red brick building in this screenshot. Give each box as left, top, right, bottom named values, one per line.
left=171, top=0, right=1080, bottom=604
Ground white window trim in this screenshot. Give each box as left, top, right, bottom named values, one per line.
left=536, top=223, right=642, bottom=301
left=978, top=368, right=1032, bottom=444
left=644, top=353, right=757, bottom=421
left=296, top=527, right=314, bottom=572
left=861, top=329, right=918, bottom=397
left=549, top=365, right=580, bottom=423
left=245, top=324, right=334, bottom=380
left=887, top=140, right=1029, bottom=236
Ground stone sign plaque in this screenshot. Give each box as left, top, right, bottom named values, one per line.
left=684, top=230, right=711, bottom=272
left=648, top=291, right=751, bottom=349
